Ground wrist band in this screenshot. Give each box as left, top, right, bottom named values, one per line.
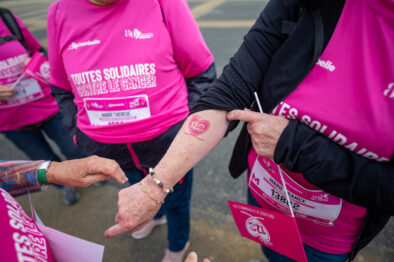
left=148, top=168, right=174, bottom=194
left=37, top=161, right=51, bottom=185
left=140, top=184, right=164, bottom=205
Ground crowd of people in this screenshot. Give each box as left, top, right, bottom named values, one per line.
left=0, top=0, right=392, bottom=261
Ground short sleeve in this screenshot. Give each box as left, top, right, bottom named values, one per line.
left=158, top=0, right=214, bottom=78
left=13, top=15, right=41, bottom=53
left=47, top=2, right=72, bottom=91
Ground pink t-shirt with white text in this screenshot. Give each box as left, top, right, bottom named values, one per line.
left=248, top=0, right=393, bottom=254
left=0, top=16, right=58, bottom=131
left=48, top=0, right=214, bottom=143
left=0, top=188, right=54, bottom=262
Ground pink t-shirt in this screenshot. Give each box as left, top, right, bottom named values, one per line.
left=48, top=0, right=214, bottom=144
left=248, top=0, right=393, bottom=254
left=0, top=16, right=58, bottom=131
left=0, top=188, right=54, bottom=262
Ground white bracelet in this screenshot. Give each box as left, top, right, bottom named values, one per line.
left=149, top=168, right=174, bottom=194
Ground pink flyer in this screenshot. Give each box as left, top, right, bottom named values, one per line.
left=228, top=200, right=307, bottom=262
left=29, top=192, right=105, bottom=262
left=24, top=52, right=50, bottom=85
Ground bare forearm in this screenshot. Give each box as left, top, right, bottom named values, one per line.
left=154, top=109, right=229, bottom=188
left=105, top=110, right=229, bottom=238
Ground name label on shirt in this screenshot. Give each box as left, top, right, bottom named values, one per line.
left=84, top=95, right=151, bottom=126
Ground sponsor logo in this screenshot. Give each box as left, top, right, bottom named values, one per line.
left=90, top=102, right=103, bottom=109
left=125, top=29, right=154, bottom=39
left=311, top=193, right=329, bottom=202
left=316, top=58, right=335, bottom=72
left=39, top=61, right=50, bottom=79
left=68, top=40, right=101, bottom=50
left=383, top=83, right=394, bottom=98
left=108, top=103, right=125, bottom=108
left=245, top=216, right=272, bottom=245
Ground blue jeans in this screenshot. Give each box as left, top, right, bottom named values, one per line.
left=126, top=169, right=193, bottom=252
left=2, top=113, right=85, bottom=188
left=2, top=113, right=85, bottom=161
left=247, top=190, right=349, bottom=262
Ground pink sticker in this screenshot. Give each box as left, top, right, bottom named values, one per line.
left=228, top=200, right=307, bottom=262
left=24, top=52, right=50, bottom=85
left=184, top=115, right=210, bottom=140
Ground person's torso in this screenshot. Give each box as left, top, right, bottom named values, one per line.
left=248, top=0, right=393, bottom=254
left=56, top=0, right=191, bottom=143
left=0, top=19, right=58, bottom=130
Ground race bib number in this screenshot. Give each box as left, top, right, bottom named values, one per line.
left=84, top=95, right=151, bottom=126
left=0, top=78, right=44, bottom=108
left=249, top=156, right=342, bottom=225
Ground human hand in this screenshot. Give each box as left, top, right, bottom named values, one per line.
left=104, top=176, right=166, bottom=238
left=24, top=57, right=31, bottom=66
left=184, top=251, right=211, bottom=262
left=227, top=109, right=289, bottom=159
left=0, top=84, right=14, bottom=101
left=46, top=155, right=128, bottom=187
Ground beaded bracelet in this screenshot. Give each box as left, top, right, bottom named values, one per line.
left=148, top=168, right=174, bottom=194
left=140, top=184, right=164, bottom=205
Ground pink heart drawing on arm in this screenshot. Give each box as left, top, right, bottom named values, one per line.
left=185, top=115, right=210, bottom=140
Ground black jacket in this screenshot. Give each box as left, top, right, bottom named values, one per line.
left=192, top=0, right=393, bottom=259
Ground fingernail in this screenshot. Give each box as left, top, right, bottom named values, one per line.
left=189, top=252, right=197, bottom=258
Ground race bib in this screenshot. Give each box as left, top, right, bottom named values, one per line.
left=249, top=156, right=342, bottom=225
left=0, top=78, right=44, bottom=108
left=84, top=95, right=151, bottom=126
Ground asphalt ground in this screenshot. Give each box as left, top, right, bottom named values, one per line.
left=1, top=0, right=393, bottom=261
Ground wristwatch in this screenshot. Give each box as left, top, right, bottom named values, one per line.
left=37, top=161, right=51, bottom=185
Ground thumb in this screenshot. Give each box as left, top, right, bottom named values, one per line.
left=227, top=109, right=263, bottom=122
left=104, top=223, right=128, bottom=238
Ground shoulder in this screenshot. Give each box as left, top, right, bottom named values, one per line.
left=48, top=0, right=72, bottom=21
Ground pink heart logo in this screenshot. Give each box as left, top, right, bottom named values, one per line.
left=188, top=115, right=210, bottom=136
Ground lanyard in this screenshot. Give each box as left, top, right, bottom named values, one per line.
left=254, top=92, right=295, bottom=218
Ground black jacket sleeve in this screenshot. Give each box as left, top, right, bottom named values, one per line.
left=192, top=0, right=298, bottom=115
left=50, top=85, right=78, bottom=136
left=275, top=120, right=394, bottom=214
left=186, top=63, right=216, bottom=109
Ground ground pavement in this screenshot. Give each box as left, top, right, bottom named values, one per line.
left=1, top=0, right=393, bottom=261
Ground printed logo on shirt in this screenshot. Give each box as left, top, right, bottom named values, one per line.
left=68, top=40, right=101, bottom=50
left=316, top=58, right=335, bottom=72
left=383, top=83, right=394, bottom=98
left=124, top=29, right=154, bottom=39
left=272, top=101, right=391, bottom=162
left=70, top=63, right=157, bottom=98
left=0, top=54, right=28, bottom=78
